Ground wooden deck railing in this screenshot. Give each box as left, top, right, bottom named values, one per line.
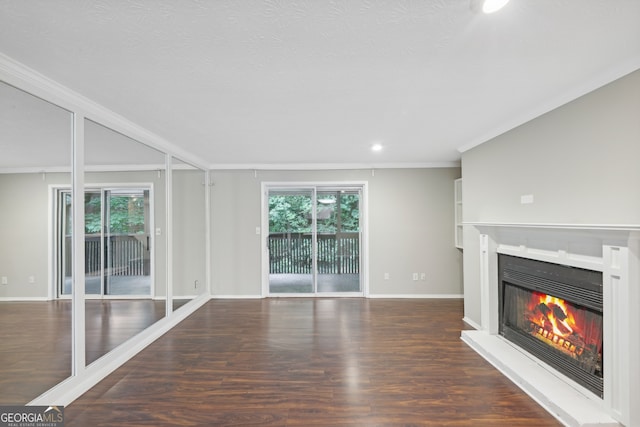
left=65, top=235, right=149, bottom=276
left=268, top=232, right=359, bottom=274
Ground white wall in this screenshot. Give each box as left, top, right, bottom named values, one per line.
left=210, top=167, right=462, bottom=297
left=461, top=69, right=640, bottom=325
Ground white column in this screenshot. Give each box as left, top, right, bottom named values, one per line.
left=602, top=244, right=631, bottom=426
left=71, top=113, right=86, bottom=372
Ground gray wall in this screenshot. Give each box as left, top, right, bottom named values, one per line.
left=461, top=69, right=640, bottom=325
left=210, top=167, right=462, bottom=296
left=0, top=172, right=70, bottom=298
left=172, top=168, right=207, bottom=297
left=0, top=170, right=173, bottom=299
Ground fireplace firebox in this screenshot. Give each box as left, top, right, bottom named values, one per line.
left=498, top=254, right=604, bottom=397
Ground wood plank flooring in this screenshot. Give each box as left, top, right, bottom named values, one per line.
left=0, top=299, right=168, bottom=404
left=66, top=299, right=561, bottom=426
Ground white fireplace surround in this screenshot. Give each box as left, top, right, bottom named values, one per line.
left=461, top=223, right=640, bottom=427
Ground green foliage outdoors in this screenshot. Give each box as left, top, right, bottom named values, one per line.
left=269, top=193, right=359, bottom=233
left=84, top=194, right=145, bottom=235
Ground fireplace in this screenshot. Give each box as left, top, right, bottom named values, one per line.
left=460, top=223, right=640, bottom=426
left=498, top=254, right=604, bottom=397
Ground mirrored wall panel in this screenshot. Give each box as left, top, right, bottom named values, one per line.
left=0, top=81, right=73, bottom=403
left=172, top=158, right=207, bottom=310
left=83, top=118, right=167, bottom=365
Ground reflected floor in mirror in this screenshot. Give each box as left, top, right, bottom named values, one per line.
left=0, top=299, right=172, bottom=404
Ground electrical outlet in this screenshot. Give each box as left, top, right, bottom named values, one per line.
left=28, top=276, right=35, bottom=284
left=194, top=280, right=199, bottom=289
left=384, top=273, right=389, bottom=280
left=420, top=273, right=426, bottom=280
left=1, top=276, right=7, bottom=285
left=412, top=273, right=419, bottom=281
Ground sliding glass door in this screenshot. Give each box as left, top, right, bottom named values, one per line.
left=268, top=189, right=314, bottom=294
left=267, top=186, right=362, bottom=296
left=58, top=187, right=152, bottom=298
left=316, top=189, right=361, bottom=293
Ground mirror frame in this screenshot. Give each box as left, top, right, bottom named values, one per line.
left=0, top=53, right=211, bottom=406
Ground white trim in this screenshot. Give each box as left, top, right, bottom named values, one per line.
left=0, top=297, right=49, bottom=302
left=497, top=243, right=603, bottom=272
left=456, top=60, right=640, bottom=154
left=0, top=53, right=208, bottom=171
left=211, top=162, right=460, bottom=171
left=205, top=170, right=212, bottom=296
left=260, top=182, right=269, bottom=297
left=1, top=167, right=72, bottom=174
left=461, top=331, right=619, bottom=427
left=360, top=182, right=370, bottom=298
left=165, top=155, right=173, bottom=318
left=368, top=294, right=464, bottom=299
left=262, top=181, right=368, bottom=298
left=29, top=293, right=210, bottom=407
left=462, top=316, right=482, bottom=330
left=71, top=112, right=86, bottom=374
left=210, top=294, right=264, bottom=299
left=469, top=223, right=640, bottom=426
left=50, top=182, right=156, bottom=300
left=0, top=164, right=169, bottom=174
left=464, top=222, right=640, bottom=231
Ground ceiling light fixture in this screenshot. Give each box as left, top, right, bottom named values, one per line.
left=371, top=143, right=383, bottom=152
left=482, top=0, right=510, bottom=13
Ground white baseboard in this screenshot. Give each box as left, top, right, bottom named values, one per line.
left=0, top=297, right=49, bottom=302
left=368, top=294, right=463, bottom=299
left=462, top=316, right=482, bottom=330
left=210, top=294, right=264, bottom=299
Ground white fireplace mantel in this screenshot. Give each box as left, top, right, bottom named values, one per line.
left=461, top=222, right=640, bottom=427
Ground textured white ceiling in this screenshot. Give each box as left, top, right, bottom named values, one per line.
left=1, top=0, right=639, bottom=169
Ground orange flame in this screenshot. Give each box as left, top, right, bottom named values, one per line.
left=539, top=294, right=575, bottom=337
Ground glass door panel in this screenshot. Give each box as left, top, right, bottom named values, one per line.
left=105, top=189, right=151, bottom=296
left=59, top=188, right=152, bottom=297
left=317, top=189, right=361, bottom=293
left=268, top=189, right=314, bottom=294
left=84, top=190, right=103, bottom=295
left=59, top=191, right=73, bottom=296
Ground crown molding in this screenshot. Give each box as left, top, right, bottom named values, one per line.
left=209, top=161, right=461, bottom=171
left=457, top=59, right=640, bottom=154
left=0, top=52, right=208, bottom=171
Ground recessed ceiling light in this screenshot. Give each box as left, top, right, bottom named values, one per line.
left=482, top=0, right=510, bottom=13
left=371, top=143, right=383, bottom=152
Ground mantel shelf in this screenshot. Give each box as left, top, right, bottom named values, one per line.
left=463, top=222, right=640, bottom=232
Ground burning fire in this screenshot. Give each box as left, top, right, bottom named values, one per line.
left=537, top=294, right=575, bottom=337
left=528, top=293, right=584, bottom=356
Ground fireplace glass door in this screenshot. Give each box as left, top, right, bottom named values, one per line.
left=502, top=284, right=603, bottom=377
left=499, top=255, right=604, bottom=397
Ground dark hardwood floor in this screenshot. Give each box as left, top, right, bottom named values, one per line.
left=66, top=299, right=561, bottom=426
left=0, top=299, right=167, bottom=404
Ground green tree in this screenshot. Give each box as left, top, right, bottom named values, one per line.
left=84, top=194, right=145, bottom=235
left=269, top=193, right=359, bottom=233
left=269, top=195, right=312, bottom=232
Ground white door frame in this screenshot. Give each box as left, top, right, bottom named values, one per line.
left=51, top=182, right=155, bottom=300
left=261, top=181, right=369, bottom=298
